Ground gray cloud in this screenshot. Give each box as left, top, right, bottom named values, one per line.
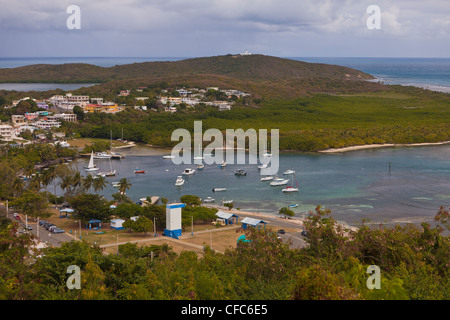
left=0, top=0, right=449, bottom=57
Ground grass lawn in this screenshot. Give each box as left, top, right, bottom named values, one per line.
left=68, top=137, right=128, bottom=149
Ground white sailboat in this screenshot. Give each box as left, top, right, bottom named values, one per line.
left=85, top=151, right=99, bottom=172
left=193, top=144, right=204, bottom=160
left=98, top=157, right=117, bottom=177
left=282, top=173, right=299, bottom=192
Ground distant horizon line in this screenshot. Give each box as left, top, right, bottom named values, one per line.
left=1, top=55, right=450, bottom=60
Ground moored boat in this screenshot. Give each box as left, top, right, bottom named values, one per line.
left=270, top=178, right=289, bottom=186
left=175, top=176, right=185, bottom=186
left=234, top=169, right=247, bottom=176
left=94, top=152, right=112, bottom=159
left=182, top=168, right=196, bottom=175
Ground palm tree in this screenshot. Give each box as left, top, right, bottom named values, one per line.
left=60, top=175, right=73, bottom=203
left=12, top=177, right=24, bottom=198
left=118, top=178, right=131, bottom=195
left=93, top=175, right=107, bottom=193
left=72, top=171, right=82, bottom=191
left=82, top=174, right=94, bottom=193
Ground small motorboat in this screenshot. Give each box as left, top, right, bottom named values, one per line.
left=203, top=197, right=215, bottom=203
left=260, top=175, right=274, bottom=181
left=222, top=200, right=233, bottom=205
left=258, top=163, right=268, bottom=169
left=197, top=164, right=205, bottom=170
left=283, top=169, right=296, bottom=175
left=93, top=152, right=112, bottom=159
left=182, top=168, right=196, bottom=175
left=234, top=169, right=247, bottom=176
left=218, top=161, right=227, bottom=168
left=163, top=155, right=175, bottom=159
left=134, top=169, right=145, bottom=174
left=212, top=188, right=227, bottom=192
left=289, top=204, right=298, bottom=208
left=175, top=176, right=185, bottom=186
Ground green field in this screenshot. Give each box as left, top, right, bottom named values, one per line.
left=76, top=88, right=450, bottom=152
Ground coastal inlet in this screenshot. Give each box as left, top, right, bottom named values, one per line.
left=61, top=143, right=450, bottom=228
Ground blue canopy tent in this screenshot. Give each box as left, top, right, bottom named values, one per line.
left=240, top=217, right=267, bottom=230
left=59, top=208, right=74, bottom=219
left=87, top=219, right=102, bottom=230
left=215, top=211, right=239, bottom=225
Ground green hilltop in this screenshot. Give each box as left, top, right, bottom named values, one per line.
left=0, top=54, right=374, bottom=83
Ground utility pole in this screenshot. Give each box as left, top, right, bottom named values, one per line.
left=37, top=217, right=40, bottom=239
left=191, top=216, right=194, bottom=236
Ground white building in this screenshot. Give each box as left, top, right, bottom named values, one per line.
left=47, top=113, right=77, bottom=122
left=0, top=125, right=14, bottom=140
left=34, top=120, right=61, bottom=129
left=49, top=93, right=89, bottom=110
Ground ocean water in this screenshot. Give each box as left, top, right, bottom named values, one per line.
left=1, top=56, right=450, bottom=92
left=0, top=83, right=98, bottom=92
left=291, top=57, right=450, bottom=93
left=61, top=144, right=450, bottom=227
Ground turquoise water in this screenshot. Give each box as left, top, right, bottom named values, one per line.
left=70, top=144, right=450, bottom=226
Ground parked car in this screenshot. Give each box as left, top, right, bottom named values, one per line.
left=13, top=213, right=20, bottom=220
left=277, top=229, right=286, bottom=234
left=301, top=230, right=308, bottom=237
left=45, top=223, right=55, bottom=230
left=39, top=220, right=48, bottom=226
left=48, top=225, right=58, bottom=232
left=52, top=228, right=65, bottom=234
left=23, top=226, right=32, bottom=231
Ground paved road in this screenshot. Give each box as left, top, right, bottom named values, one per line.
left=223, top=210, right=309, bottom=249
left=3, top=208, right=74, bottom=247
left=3, top=203, right=308, bottom=249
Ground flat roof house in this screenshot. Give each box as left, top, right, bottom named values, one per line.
left=240, top=217, right=267, bottom=230
left=215, top=211, right=239, bottom=225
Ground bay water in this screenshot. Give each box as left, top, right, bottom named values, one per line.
left=71, top=144, right=450, bottom=227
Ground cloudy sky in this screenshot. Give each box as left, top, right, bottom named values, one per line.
left=0, top=0, right=449, bottom=58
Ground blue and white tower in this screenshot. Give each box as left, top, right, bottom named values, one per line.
left=164, top=203, right=185, bottom=239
